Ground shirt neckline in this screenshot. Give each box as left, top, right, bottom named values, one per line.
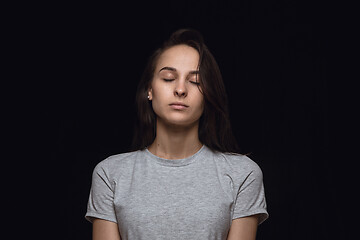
left=144, top=145, right=206, bottom=167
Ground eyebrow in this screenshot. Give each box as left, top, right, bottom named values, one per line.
left=159, top=66, right=176, bottom=72
left=159, top=66, right=199, bottom=75
left=189, top=70, right=200, bottom=75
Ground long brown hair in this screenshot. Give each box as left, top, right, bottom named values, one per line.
left=132, top=29, right=240, bottom=153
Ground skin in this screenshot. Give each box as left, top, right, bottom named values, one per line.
left=92, top=44, right=259, bottom=240
left=227, top=216, right=259, bottom=240
left=147, top=44, right=204, bottom=159
left=92, top=219, right=120, bottom=240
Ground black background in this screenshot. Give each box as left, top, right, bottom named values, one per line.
left=29, top=0, right=347, bottom=239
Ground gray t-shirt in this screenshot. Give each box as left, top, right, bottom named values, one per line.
left=85, top=145, right=268, bottom=239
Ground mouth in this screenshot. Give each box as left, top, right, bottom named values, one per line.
left=169, top=102, right=189, bottom=110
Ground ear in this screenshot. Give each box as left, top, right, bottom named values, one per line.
left=148, top=88, right=153, bottom=101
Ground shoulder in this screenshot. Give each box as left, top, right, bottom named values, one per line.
left=212, top=150, right=263, bottom=178
left=93, top=150, right=142, bottom=176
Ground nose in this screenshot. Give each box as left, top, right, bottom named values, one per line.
left=174, top=80, right=187, bottom=98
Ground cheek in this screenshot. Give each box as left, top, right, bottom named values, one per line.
left=152, top=81, right=172, bottom=98
left=191, top=93, right=205, bottom=115
left=150, top=85, right=170, bottom=115
left=152, top=85, right=171, bottom=105
left=151, top=94, right=162, bottom=116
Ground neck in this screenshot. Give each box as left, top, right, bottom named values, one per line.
left=148, top=119, right=203, bottom=160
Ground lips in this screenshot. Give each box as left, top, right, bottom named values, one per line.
left=169, top=102, right=189, bottom=109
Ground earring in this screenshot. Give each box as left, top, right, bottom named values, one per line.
left=147, top=95, right=150, bottom=100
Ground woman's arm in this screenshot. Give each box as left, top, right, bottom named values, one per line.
left=92, top=218, right=121, bottom=240
left=227, top=215, right=259, bottom=240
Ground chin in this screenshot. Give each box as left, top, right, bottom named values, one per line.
left=155, top=110, right=202, bottom=128
left=161, top=117, right=199, bottom=128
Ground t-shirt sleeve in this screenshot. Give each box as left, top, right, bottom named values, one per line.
left=232, top=160, right=269, bottom=224
left=85, top=161, right=117, bottom=223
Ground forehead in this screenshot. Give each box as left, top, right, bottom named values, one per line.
left=156, top=44, right=200, bottom=72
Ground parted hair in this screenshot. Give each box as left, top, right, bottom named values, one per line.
left=131, top=29, right=240, bottom=153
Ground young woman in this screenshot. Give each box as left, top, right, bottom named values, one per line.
left=85, top=29, right=268, bottom=240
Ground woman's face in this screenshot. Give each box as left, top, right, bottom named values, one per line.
left=148, top=44, right=204, bottom=127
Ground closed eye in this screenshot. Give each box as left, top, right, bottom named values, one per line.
left=190, top=81, right=200, bottom=85
left=163, top=78, right=175, bottom=82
